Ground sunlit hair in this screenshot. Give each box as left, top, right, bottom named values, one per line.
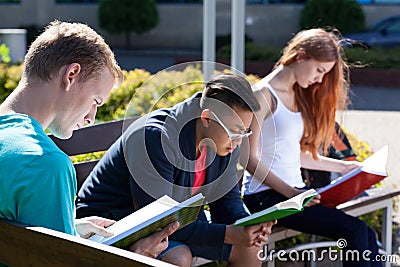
left=24, top=20, right=123, bottom=87
left=200, top=73, right=260, bottom=113
left=276, top=28, right=349, bottom=158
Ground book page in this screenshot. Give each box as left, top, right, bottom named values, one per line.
left=88, top=195, right=178, bottom=243
left=361, top=145, right=388, bottom=176
left=234, top=189, right=316, bottom=226
left=234, top=206, right=278, bottom=226
left=276, top=189, right=317, bottom=210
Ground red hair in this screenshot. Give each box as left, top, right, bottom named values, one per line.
left=276, top=29, right=349, bottom=159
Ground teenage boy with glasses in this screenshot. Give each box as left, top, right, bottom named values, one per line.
left=76, top=73, right=275, bottom=267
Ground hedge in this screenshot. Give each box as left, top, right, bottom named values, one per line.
left=217, top=44, right=400, bottom=71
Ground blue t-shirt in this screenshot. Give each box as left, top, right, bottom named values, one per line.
left=0, top=114, right=77, bottom=236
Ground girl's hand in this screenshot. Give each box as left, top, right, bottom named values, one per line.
left=341, top=161, right=362, bottom=174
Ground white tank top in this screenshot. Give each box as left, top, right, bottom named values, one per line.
left=242, top=83, right=305, bottom=195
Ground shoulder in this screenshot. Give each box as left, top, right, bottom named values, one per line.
left=253, top=85, right=274, bottom=121
left=22, top=151, right=75, bottom=181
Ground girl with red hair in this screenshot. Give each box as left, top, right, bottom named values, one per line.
left=241, top=29, right=381, bottom=267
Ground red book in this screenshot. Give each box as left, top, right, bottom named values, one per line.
left=318, top=145, right=389, bottom=208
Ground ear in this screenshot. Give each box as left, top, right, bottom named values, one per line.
left=62, top=63, right=81, bottom=92
left=200, top=109, right=212, bottom=128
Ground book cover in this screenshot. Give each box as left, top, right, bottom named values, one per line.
left=88, top=193, right=205, bottom=249
left=318, top=145, right=389, bottom=208
left=234, top=189, right=317, bottom=226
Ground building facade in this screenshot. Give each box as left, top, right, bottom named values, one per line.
left=0, top=0, right=400, bottom=49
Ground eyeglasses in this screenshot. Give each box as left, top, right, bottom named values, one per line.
left=210, top=111, right=252, bottom=141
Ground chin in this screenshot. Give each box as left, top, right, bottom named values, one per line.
left=54, top=130, right=73, bottom=140
left=217, top=150, right=230, bottom=157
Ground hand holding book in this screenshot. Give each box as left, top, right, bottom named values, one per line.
left=318, top=145, right=389, bottom=208
left=88, top=193, right=205, bottom=249
left=128, top=221, right=180, bottom=258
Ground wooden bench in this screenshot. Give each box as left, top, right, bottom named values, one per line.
left=0, top=219, right=175, bottom=267
left=49, top=116, right=139, bottom=188
left=9, top=117, right=396, bottom=267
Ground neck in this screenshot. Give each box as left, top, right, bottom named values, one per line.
left=195, top=119, right=203, bottom=158
left=267, top=64, right=296, bottom=92
left=0, top=77, right=57, bottom=129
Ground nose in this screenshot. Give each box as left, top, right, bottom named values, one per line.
left=315, top=74, right=323, bottom=84
left=84, top=104, right=97, bottom=126
left=231, top=137, right=243, bottom=146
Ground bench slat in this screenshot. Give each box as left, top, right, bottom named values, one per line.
left=0, top=220, right=175, bottom=267
left=338, top=187, right=400, bottom=212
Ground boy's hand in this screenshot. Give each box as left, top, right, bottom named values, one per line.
left=129, top=221, right=180, bottom=258
left=75, top=216, right=115, bottom=239
left=224, top=220, right=276, bottom=247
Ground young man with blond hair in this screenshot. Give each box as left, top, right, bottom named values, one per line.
left=0, top=20, right=178, bottom=260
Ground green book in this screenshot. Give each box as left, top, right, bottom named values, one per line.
left=234, top=189, right=317, bottom=226
left=88, top=193, right=205, bottom=249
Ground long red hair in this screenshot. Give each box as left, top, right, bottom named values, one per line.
left=276, top=29, right=349, bottom=159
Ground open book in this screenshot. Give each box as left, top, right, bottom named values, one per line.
left=88, top=193, right=204, bottom=249
left=234, top=189, right=317, bottom=226
left=318, top=145, right=389, bottom=208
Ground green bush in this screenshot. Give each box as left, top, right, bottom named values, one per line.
left=217, top=44, right=400, bottom=70
left=0, top=63, right=23, bottom=103
left=300, top=0, right=365, bottom=34
left=125, top=65, right=204, bottom=117
left=344, top=46, right=400, bottom=70
left=0, top=44, right=11, bottom=64
left=97, top=68, right=152, bottom=121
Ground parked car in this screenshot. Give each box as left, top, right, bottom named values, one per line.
left=345, top=15, right=400, bottom=48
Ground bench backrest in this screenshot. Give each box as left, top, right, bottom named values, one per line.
left=49, top=117, right=139, bottom=188
left=0, top=220, right=174, bottom=267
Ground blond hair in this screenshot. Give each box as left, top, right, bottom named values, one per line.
left=24, top=20, right=123, bottom=87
